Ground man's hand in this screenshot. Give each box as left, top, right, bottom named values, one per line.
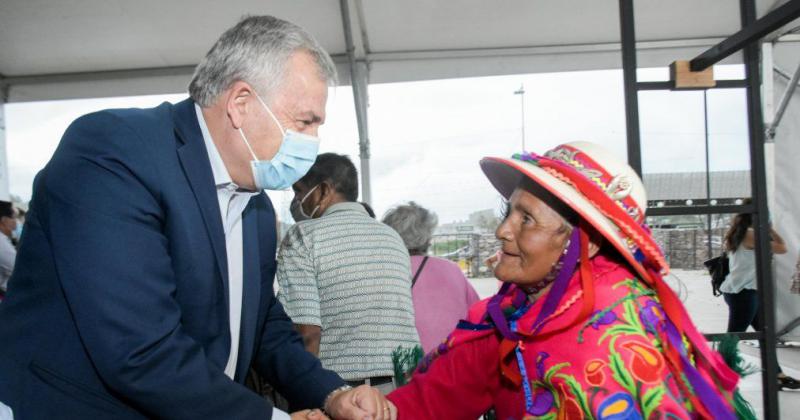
left=324, top=385, right=397, bottom=420
left=291, top=409, right=330, bottom=420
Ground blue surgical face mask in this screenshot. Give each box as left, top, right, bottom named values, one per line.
left=238, top=94, right=320, bottom=191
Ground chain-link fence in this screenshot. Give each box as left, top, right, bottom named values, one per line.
left=430, top=233, right=500, bottom=278
left=649, top=214, right=733, bottom=270
left=651, top=227, right=727, bottom=270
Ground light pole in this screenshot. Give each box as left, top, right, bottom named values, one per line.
left=513, top=84, right=526, bottom=151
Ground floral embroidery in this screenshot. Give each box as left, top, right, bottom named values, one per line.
left=621, top=341, right=665, bottom=384
left=558, top=393, right=586, bottom=419
left=584, top=359, right=607, bottom=387
left=530, top=387, right=555, bottom=416
left=591, top=310, right=618, bottom=330
left=639, top=300, right=665, bottom=335
left=597, top=393, right=641, bottom=420
left=416, top=270, right=732, bottom=419
left=520, top=277, right=691, bottom=418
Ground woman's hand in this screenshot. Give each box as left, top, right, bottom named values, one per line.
left=324, top=384, right=396, bottom=420
left=743, top=227, right=788, bottom=254
left=769, top=227, right=788, bottom=254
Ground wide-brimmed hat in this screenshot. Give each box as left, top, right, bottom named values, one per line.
left=480, top=141, right=667, bottom=283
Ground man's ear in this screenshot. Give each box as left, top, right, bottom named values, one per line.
left=318, top=180, right=335, bottom=201
left=225, top=81, right=255, bottom=130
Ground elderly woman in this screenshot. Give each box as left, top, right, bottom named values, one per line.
left=382, top=202, right=480, bottom=353
left=386, top=142, right=745, bottom=419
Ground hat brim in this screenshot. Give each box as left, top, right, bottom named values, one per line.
left=480, top=156, right=655, bottom=282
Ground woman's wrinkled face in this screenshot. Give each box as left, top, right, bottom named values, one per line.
left=494, top=186, right=572, bottom=286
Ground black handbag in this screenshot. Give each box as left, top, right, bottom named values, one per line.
left=703, top=253, right=730, bottom=297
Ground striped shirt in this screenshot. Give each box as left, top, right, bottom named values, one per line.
left=277, top=202, right=420, bottom=380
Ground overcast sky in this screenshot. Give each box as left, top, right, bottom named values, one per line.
left=4, top=65, right=751, bottom=224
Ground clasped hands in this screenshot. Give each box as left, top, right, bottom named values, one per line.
left=291, top=385, right=397, bottom=420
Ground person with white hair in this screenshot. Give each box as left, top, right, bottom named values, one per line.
left=0, top=15, right=393, bottom=420
left=382, top=202, right=479, bottom=353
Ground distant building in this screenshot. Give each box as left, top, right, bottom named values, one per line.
left=643, top=171, right=750, bottom=268
left=468, top=209, right=496, bottom=228
left=435, top=221, right=476, bottom=235
left=644, top=170, right=751, bottom=208
left=436, top=208, right=499, bottom=235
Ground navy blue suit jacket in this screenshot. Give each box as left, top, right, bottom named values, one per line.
left=0, top=99, right=343, bottom=419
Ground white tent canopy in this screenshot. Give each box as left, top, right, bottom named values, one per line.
left=6, top=0, right=798, bottom=203
left=0, top=0, right=792, bottom=102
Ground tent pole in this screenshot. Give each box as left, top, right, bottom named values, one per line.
left=0, top=83, right=10, bottom=201
left=741, top=0, right=781, bottom=417
left=618, top=0, right=642, bottom=176
left=340, top=0, right=372, bottom=205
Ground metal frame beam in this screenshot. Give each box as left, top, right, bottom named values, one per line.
left=0, top=83, right=8, bottom=200
left=5, top=37, right=800, bottom=94
left=621, top=0, right=782, bottom=416
left=0, top=65, right=199, bottom=86
left=619, top=0, right=642, bottom=176
left=690, top=0, right=800, bottom=71
left=339, top=0, right=373, bottom=204
left=741, top=0, right=780, bottom=417
left=646, top=204, right=755, bottom=217
left=367, top=37, right=731, bottom=62
left=767, top=58, right=800, bottom=138
left=0, top=39, right=738, bottom=87
left=776, top=64, right=800, bottom=81
left=636, top=79, right=748, bottom=90
left=705, top=331, right=763, bottom=341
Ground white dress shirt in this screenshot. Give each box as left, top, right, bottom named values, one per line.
left=196, top=105, right=290, bottom=420
left=0, top=234, right=16, bottom=291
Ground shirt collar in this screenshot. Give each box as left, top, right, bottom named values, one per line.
left=322, top=202, right=368, bottom=217
left=195, top=103, right=235, bottom=189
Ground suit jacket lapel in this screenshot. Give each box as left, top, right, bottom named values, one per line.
left=235, top=199, right=262, bottom=382
left=172, top=99, right=230, bottom=311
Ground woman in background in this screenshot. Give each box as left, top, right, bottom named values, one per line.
left=721, top=211, right=799, bottom=389
left=383, top=202, right=480, bottom=353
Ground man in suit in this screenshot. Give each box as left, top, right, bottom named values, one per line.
left=0, top=15, right=395, bottom=420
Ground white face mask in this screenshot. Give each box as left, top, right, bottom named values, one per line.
left=238, top=94, right=320, bottom=190
left=296, top=184, right=322, bottom=220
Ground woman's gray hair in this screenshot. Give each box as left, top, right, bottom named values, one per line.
left=382, top=202, right=439, bottom=255
left=189, top=15, right=337, bottom=107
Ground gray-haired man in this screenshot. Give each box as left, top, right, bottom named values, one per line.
left=0, top=15, right=395, bottom=420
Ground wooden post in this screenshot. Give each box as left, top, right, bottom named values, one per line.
left=670, top=60, right=716, bottom=89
